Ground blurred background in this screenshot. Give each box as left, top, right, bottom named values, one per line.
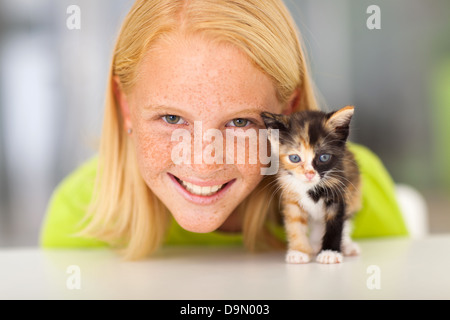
left=0, top=0, right=449, bottom=247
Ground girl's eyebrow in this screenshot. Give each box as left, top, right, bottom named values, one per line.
left=230, top=108, right=266, bottom=119
left=144, top=104, right=185, bottom=114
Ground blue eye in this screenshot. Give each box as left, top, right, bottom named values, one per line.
left=288, top=154, right=301, bottom=163
left=319, top=154, right=331, bottom=163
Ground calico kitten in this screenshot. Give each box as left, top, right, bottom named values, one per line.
left=261, top=106, right=361, bottom=264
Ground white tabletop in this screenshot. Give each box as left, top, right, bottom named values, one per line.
left=1, top=234, right=450, bottom=300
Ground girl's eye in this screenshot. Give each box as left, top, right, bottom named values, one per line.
left=162, top=115, right=185, bottom=125
left=319, top=154, right=331, bottom=163
left=228, top=118, right=250, bottom=127
left=288, top=154, right=301, bottom=163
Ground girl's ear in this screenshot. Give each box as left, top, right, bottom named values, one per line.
left=113, top=75, right=132, bottom=132
left=283, top=88, right=301, bottom=115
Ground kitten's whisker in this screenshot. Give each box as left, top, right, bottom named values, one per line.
left=325, top=179, right=350, bottom=199
left=327, top=181, right=346, bottom=203
left=256, top=177, right=279, bottom=195
left=268, top=184, right=283, bottom=211
left=321, top=176, right=349, bottom=203
left=330, top=180, right=346, bottom=202
left=324, top=172, right=358, bottom=192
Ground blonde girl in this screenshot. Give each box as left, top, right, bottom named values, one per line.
left=41, top=0, right=407, bottom=260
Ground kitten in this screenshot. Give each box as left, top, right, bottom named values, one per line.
left=261, top=106, right=361, bottom=264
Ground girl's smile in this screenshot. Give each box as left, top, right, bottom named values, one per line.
left=168, top=172, right=236, bottom=205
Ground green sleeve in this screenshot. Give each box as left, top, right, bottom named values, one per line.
left=348, top=143, right=409, bottom=238
left=40, top=157, right=107, bottom=248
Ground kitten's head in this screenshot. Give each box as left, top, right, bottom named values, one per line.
left=261, top=106, right=354, bottom=186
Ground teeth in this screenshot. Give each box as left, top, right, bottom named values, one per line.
left=179, top=179, right=225, bottom=196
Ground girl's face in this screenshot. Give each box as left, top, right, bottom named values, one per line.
left=118, top=33, right=284, bottom=233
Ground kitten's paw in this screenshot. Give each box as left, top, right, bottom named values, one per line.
left=316, top=250, right=343, bottom=264
left=285, top=250, right=310, bottom=264
left=342, top=241, right=361, bottom=256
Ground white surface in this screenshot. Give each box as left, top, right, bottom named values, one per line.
left=1, top=235, right=450, bottom=299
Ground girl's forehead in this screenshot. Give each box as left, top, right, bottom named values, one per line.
left=131, top=34, right=281, bottom=114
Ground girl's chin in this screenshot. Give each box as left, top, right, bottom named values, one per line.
left=170, top=211, right=228, bottom=233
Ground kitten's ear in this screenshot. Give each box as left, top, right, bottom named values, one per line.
left=326, top=106, right=354, bottom=141
left=260, top=112, right=290, bottom=131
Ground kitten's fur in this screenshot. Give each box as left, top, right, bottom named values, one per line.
left=261, top=106, right=361, bottom=264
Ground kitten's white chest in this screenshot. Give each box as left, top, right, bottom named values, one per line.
left=297, top=189, right=325, bottom=221
left=297, top=186, right=325, bottom=221
left=280, top=175, right=326, bottom=220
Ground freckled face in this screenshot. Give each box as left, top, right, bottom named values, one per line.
left=122, top=33, right=282, bottom=233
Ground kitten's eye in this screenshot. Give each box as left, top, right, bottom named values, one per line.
left=162, top=115, right=185, bottom=125
left=228, top=118, right=250, bottom=127
left=319, top=154, right=331, bottom=163
left=288, top=154, right=301, bottom=163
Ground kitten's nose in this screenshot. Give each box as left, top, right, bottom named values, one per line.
left=305, top=171, right=316, bottom=181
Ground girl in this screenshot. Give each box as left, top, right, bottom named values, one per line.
left=41, top=0, right=408, bottom=260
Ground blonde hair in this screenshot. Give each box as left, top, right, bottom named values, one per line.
left=81, top=0, right=319, bottom=260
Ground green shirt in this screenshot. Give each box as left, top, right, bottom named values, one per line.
left=40, top=144, right=408, bottom=248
